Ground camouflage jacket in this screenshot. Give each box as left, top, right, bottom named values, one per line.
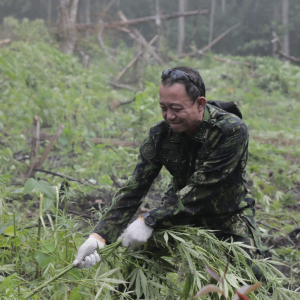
left=94, top=104, right=256, bottom=246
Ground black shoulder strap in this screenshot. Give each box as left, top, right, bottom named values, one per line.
left=207, top=100, right=242, bottom=119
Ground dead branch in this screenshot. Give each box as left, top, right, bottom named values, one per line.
left=271, top=31, right=300, bottom=65
left=187, top=45, right=252, bottom=67
left=79, top=50, right=90, bottom=69
left=210, top=54, right=252, bottom=67
left=0, top=39, right=11, bottom=46
left=34, top=124, right=64, bottom=169
left=97, top=20, right=107, bottom=52
left=116, top=35, right=158, bottom=81
left=77, top=9, right=209, bottom=30
left=113, top=26, right=131, bottom=34
left=179, top=22, right=240, bottom=58
left=201, top=22, right=240, bottom=53
left=132, top=29, right=167, bottom=67
left=116, top=49, right=144, bottom=81
left=96, top=0, right=118, bottom=61
left=90, top=138, right=139, bottom=147
left=27, top=116, right=40, bottom=178
left=99, top=0, right=116, bottom=19
left=117, top=10, right=128, bottom=22
left=117, top=97, right=136, bottom=107
left=33, top=168, right=85, bottom=184
left=108, top=82, right=136, bottom=92
left=115, top=10, right=167, bottom=67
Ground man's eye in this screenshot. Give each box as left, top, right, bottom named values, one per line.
left=173, top=108, right=182, bottom=112
left=160, top=107, right=167, bottom=111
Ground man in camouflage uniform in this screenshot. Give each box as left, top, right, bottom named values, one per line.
left=73, top=66, right=267, bottom=270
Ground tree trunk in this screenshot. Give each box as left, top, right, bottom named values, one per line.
left=47, top=0, right=52, bottom=24
left=282, top=0, right=289, bottom=55
left=221, top=0, right=226, bottom=15
left=208, top=0, right=216, bottom=51
left=177, top=0, right=186, bottom=54
left=155, top=0, right=161, bottom=51
left=58, top=0, right=79, bottom=55
left=273, top=0, right=280, bottom=57
left=85, top=0, right=91, bottom=38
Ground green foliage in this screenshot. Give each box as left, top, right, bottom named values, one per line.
left=3, top=17, right=49, bottom=43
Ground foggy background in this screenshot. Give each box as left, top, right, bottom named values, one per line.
left=0, top=0, right=299, bottom=58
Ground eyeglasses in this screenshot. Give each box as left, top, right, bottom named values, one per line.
left=161, top=69, right=204, bottom=96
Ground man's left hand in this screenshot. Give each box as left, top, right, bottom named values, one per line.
left=119, top=218, right=153, bottom=249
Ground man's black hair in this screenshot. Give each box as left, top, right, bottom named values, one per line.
left=161, top=66, right=206, bottom=103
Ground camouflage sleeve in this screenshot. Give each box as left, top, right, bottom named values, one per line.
left=93, top=135, right=162, bottom=244
left=161, top=179, right=176, bottom=202
left=149, top=124, right=248, bottom=227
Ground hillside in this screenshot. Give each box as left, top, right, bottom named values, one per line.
left=0, top=20, right=299, bottom=299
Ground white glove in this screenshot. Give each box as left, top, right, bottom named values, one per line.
left=73, top=235, right=105, bottom=269
left=119, top=218, right=153, bottom=249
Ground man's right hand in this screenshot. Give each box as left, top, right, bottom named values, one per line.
left=73, top=234, right=105, bottom=269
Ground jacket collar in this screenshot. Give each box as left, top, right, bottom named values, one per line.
left=191, top=107, right=211, bottom=143
left=168, top=106, right=212, bottom=143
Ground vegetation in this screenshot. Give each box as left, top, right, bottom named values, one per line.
left=0, top=19, right=299, bottom=299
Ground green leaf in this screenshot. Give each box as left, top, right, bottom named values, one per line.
left=182, top=272, right=193, bottom=300
left=24, top=178, right=55, bottom=198
left=42, top=242, right=55, bottom=254
left=139, top=269, right=148, bottom=299
left=5, top=71, right=16, bottom=80
left=34, top=251, right=53, bottom=268
left=69, top=288, right=83, bottom=300
left=4, top=225, right=17, bottom=237
left=163, top=232, right=169, bottom=244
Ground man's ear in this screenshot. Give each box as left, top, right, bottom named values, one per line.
left=196, top=96, right=207, bottom=112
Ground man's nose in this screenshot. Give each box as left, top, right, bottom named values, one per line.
left=167, top=111, right=176, bottom=121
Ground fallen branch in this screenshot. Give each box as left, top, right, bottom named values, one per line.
left=188, top=46, right=252, bottom=67
left=117, top=97, right=136, bottom=107
left=116, top=35, right=158, bottom=81
left=99, top=0, right=116, bottom=18
left=33, top=169, right=85, bottom=184
left=116, top=49, right=144, bottom=81
left=211, top=55, right=252, bottom=67
left=179, top=22, right=241, bottom=58
left=34, top=124, right=64, bottom=169
left=108, top=82, right=136, bottom=92
left=0, top=39, right=11, bottom=46
left=90, top=138, right=139, bottom=147
left=77, top=9, right=209, bottom=30
left=200, top=22, right=240, bottom=54
left=271, top=31, right=300, bottom=65
left=33, top=168, right=104, bottom=192
left=132, top=29, right=167, bottom=67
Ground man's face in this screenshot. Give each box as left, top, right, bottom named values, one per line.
left=159, top=83, right=206, bottom=136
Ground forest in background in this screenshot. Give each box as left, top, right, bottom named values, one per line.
left=0, top=0, right=300, bottom=299
left=0, top=0, right=300, bottom=58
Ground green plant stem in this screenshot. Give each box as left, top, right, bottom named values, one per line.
left=35, top=194, right=43, bottom=279
left=26, top=264, right=74, bottom=299
left=13, top=213, right=20, bottom=293
left=25, top=239, right=122, bottom=299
